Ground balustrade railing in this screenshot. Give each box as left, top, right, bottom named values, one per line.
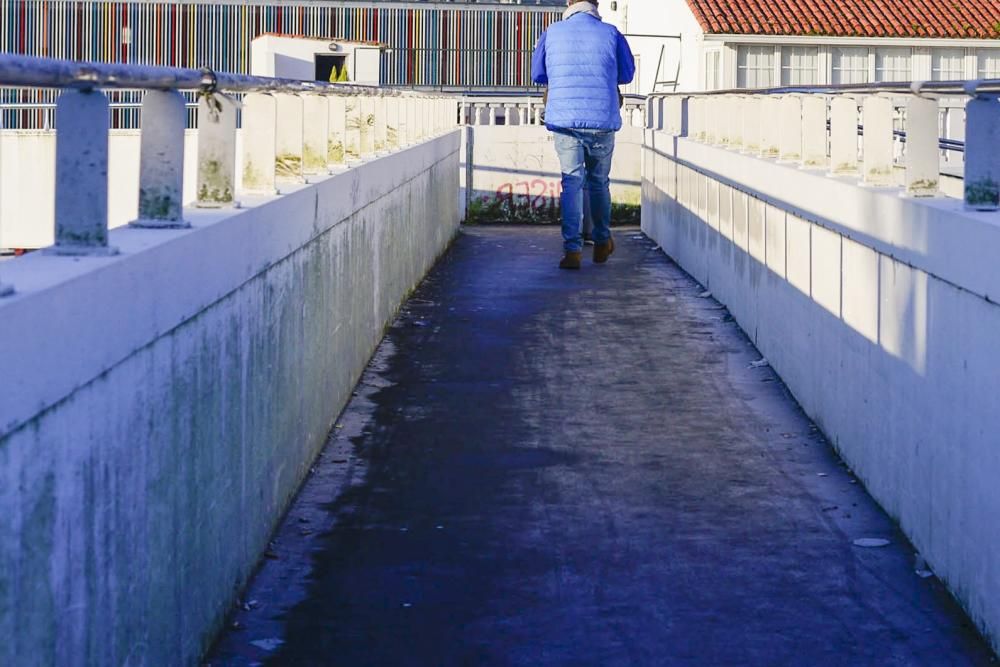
left=0, top=54, right=461, bottom=297
left=645, top=79, right=1000, bottom=210
left=459, top=92, right=647, bottom=128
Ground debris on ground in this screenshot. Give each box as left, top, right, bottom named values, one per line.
left=698, top=290, right=712, bottom=298
left=250, top=638, right=285, bottom=652
left=915, top=555, right=934, bottom=578
left=748, top=358, right=769, bottom=369
left=853, top=538, right=890, bottom=548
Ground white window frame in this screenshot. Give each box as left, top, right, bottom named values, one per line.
left=874, top=47, right=912, bottom=82
left=736, top=45, right=776, bottom=89
left=977, top=49, right=1000, bottom=78
left=779, top=45, right=819, bottom=85
left=831, top=46, right=871, bottom=84
left=932, top=48, right=966, bottom=80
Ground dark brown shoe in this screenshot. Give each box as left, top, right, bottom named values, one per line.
left=559, top=251, right=582, bottom=270
left=593, top=236, right=615, bottom=263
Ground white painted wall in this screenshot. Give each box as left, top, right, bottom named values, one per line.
left=603, top=0, right=704, bottom=93
left=462, top=125, right=643, bottom=219
left=642, top=128, right=1000, bottom=653
left=0, top=131, right=461, bottom=666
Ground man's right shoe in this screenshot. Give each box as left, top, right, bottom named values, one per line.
left=593, top=236, right=615, bottom=263
left=559, top=251, right=582, bottom=270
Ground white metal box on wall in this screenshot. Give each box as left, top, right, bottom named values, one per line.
left=250, top=34, right=383, bottom=85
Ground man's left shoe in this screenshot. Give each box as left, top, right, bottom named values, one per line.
left=559, top=251, right=582, bottom=270
left=593, top=236, right=615, bottom=263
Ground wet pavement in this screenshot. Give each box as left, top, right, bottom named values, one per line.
left=208, top=225, right=996, bottom=667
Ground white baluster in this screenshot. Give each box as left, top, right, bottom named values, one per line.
left=195, top=92, right=237, bottom=208
left=862, top=95, right=894, bottom=186
left=132, top=90, right=189, bottom=228
left=240, top=92, right=277, bottom=194
left=904, top=95, right=939, bottom=196
left=964, top=93, right=1000, bottom=210
left=829, top=95, right=858, bottom=174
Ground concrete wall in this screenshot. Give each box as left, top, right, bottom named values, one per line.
left=641, top=130, right=1000, bottom=652
left=0, top=130, right=202, bottom=250
left=462, top=125, right=642, bottom=223
left=0, top=131, right=461, bottom=666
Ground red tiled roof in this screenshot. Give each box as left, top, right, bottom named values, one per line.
left=685, top=0, right=1000, bottom=38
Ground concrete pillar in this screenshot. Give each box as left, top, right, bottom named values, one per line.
left=422, top=97, right=433, bottom=138
left=132, top=90, right=188, bottom=228
left=196, top=92, right=237, bottom=207
left=703, top=98, right=718, bottom=144
left=779, top=95, right=802, bottom=162
left=862, top=95, right=894, bottom=186
left=275, top=94, right=304, bottom=182
left=728, top=96, right=743, bottom=150
left=240, top=93, right=277, bottom=194
left=964, top=94, right=1000, bottom=210
left=743, top=96, right=760, bottom=154
left=689, top=97, right=704, bottom=141
left=432, top=98, right=442, bottom=133
left=406, top=97, right=419, bottom=142
left=677, top=96, right=690, bottom=137
left=801, top=96, right=828, bottom=168
left=386, top=96, right=401, bottom=149
left=830, top=96, right=859, bottom=174
left=487, top=103, right=497, bottom=127
left=520, top=105, right=529, bottom=126
left=359, top=96, right=377, bottom=156
left=344, top=97, right=362, bottom=161
left=397, top=97, right=410, bottom=145
left=446, top=98, right=459, bottom=129
left=51, top=89, right=114, bottom=254
left=904, top=96, right=939, bottom=197
left=374, top=95, right=388, bottom=152
left=302, top=94, right=329, bottom=175
left=328, top=96, right=347, bottom=165
left=760, top=96, right=780, bottom=158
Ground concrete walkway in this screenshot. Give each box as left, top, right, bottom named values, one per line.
left=208, top=226, right=995, bottom=666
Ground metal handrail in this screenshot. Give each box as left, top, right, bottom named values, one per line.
left=0, top=53, right=422, bottom=96
left=650, top=78, right=1000, bottom=98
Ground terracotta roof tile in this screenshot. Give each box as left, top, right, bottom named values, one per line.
left=685, top=0, right=1000, bottom=38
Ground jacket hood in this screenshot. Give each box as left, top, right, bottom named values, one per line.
left=562, top=2, right=601, bottom=20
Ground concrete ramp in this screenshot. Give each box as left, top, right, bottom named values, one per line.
left=210, top=226, right=994, bottom=666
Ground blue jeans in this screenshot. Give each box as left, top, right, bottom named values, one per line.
left=552, top=128, right=615, bottom=252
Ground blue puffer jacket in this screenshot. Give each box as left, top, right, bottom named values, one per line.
left=531, top=11, right=635, bottom=131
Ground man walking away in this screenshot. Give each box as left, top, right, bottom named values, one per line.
left=531, top=0, right=635, bottom=269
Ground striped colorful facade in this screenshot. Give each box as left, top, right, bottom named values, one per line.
left=1, top=0, right=561, bottom=87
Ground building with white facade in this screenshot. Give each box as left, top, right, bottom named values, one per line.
left=601, top=0, right=1000, bottom=93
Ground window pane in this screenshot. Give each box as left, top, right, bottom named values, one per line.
left=978, top=50, right=1000, bottom=78
left=781, top=46, right=818, bottom=85
left=832, top=47, right=869, bottom=84
left=932, top=49, right=965, bottom=80
left=875, top=48, right=911, bottom=82
left=737, top=45, right=775, bottom=88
